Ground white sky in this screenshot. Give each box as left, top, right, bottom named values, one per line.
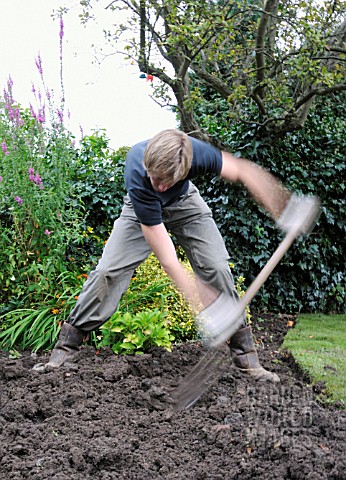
left=0, top=0, right=177, bottom=150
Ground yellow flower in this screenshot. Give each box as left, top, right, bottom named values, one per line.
left=52, top=309, right=59, bottom=315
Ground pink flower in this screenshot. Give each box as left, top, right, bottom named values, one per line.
left=14, top=108, right=23, bottom=126
left=14, top=196, right=23, bottom=205
left=44, top=229, right=51, bottom=236
left=7, top=106, right=14, bottom=121
left=2, top=142, right=9, bottom=155
left=34, top=173, right=42, bottom=186
left=28, top=166, right=43, bottom=187
left=29, top=166, right=35, bottom=182
left=0, top=176, right=3, bottom=182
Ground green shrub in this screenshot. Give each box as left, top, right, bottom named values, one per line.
left=71, top=130, right=129, bottom=235
left=97, top=309, right=175, bottom=354
left=121, top=253, right=196, bottom=341
left=195, top=94, right=345, bottom=313
left=118, top=253, right=251, bottom=342
left=58, top=132, right=129, bottom=268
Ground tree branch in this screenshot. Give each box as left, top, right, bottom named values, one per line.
left=191, top=64, right=232, bottom=99
left=139, top=0, right=146, bottom=68
left=254, top=0, right=278, bottom=99
left=294, top=84, right=346, bottom=111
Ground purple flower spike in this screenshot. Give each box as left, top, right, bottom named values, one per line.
left=57, top=109, right=63, bottom=123
left=30, top=104, right=37, bottom=119
left=29, top=166, right=35, bottom=182
left=35, top=54, right=43, bottom=76
left=2, top=141, right=9, bottom=155
left=59, top=16, right=64, bottom=40
left=14, top=108, right=23, bottom=126
left=37, top=107, right=46, bottom=123
left=34, top=173, right=42, bottom=186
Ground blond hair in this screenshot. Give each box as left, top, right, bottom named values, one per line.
left=143, top=129, right=193, bottom=184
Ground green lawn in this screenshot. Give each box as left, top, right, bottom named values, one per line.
left=282, top=314, right=346, bottom=405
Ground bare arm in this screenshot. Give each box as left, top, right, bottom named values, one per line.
left=141, top=223, right=206, bottom=310
left=221, top=151, right=291, bottom=220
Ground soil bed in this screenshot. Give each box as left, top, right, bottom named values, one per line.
left=0, top=315, right=345, bottom=479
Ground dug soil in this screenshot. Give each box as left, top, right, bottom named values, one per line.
left=0, top=314, right=345, bottom=479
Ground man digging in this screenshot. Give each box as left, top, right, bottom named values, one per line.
left=34, top=129, right=309, bottom=382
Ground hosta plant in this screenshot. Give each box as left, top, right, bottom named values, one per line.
left=97, top=309, right=175, bottom=355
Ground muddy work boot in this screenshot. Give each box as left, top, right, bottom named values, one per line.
left=33, top=322, right=86, bottom=372
left=229, top=326, right=280, bottom=382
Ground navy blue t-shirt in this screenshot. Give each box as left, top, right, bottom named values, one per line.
left=124, top=136, right=222, bottom=225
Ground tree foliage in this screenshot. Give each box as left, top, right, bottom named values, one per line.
left=80, top=0, right=346, bottom=142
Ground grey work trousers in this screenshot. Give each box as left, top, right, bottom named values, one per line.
left=69, top=182, right=246, bottom=332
